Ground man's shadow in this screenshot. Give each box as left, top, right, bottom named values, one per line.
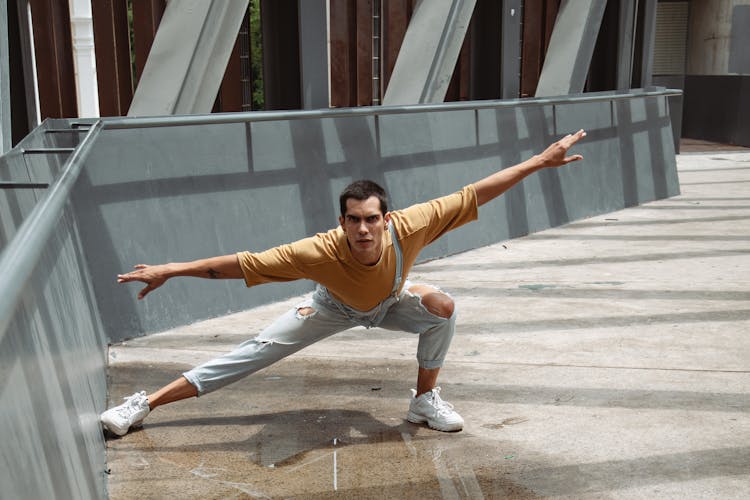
left=126, top=409, right=454, bottom=467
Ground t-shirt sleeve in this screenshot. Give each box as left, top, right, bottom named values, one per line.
left=236, top=243, right=304, bottom=287
left=395, top=184, right=478, bottom=245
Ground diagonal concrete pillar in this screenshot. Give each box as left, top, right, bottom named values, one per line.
left=534, top=0, right=607, bottom=97
left=128, top=0, right=249, bottom=116
left=382, top=0, right=477, bottom=105
left=616, top=0, right=637, bottom=90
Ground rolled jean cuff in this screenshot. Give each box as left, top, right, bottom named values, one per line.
left=181, top=371, right=204, bottom=396
left=417, top=357, right=445, bottom=370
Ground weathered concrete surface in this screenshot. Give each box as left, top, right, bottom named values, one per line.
left=105, top=151, right=750, bottom=499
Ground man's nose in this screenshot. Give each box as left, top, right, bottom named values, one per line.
left=357, top=221, right=368, bottom=234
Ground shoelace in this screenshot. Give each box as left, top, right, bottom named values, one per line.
left=115, top=394, right=146, bottom=418
left=428, top=388, right=455, bottom=416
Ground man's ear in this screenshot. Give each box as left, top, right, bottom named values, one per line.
left=339, top=215, right=345, bottom=229
left=384, top=212, right=391, bottom=224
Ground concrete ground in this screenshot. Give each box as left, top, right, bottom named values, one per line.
left=105, top=150, right=750, bottom=499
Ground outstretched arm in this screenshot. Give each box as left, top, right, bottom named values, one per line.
left=473, top=129, right=586, bottom=206
left=117, top=254, right=244, bottom=299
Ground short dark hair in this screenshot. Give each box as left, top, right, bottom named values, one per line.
left=339, top=180, right=388, bottom=217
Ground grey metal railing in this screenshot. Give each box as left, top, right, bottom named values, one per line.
left=108, top=87, right=682, bottom=129
left=0, top=120, right=102, bottom=342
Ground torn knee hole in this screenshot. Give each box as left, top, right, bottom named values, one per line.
left=295, top=306, right=317, bottom=319
left=420, top=293, right=454, bottom=318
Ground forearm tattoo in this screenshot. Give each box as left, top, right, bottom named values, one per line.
left=206, top=268, right=221, bottom=279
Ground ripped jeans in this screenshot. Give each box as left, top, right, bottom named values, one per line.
left=182, top=280, right=456, bottom=395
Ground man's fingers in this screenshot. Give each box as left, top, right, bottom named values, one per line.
left=561, top=129, right=586, bottom=148
left=138, top=284, right=153, bottom=300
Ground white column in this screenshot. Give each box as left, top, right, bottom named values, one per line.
left=68, top=0, right=99, bottom=117
left=382, top=0, right=477, bottom=105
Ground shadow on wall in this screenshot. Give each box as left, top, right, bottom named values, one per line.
left=71, top=95, right=678, bottom=343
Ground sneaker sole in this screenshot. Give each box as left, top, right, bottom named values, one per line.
left=101, top=418, right=144, bottom=437
left=407, top=411, right=463, bottom=432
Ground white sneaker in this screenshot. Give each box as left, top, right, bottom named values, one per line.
left=101, top=391, right=150, bottom=436
left=407, top=387, right=464, bottom=432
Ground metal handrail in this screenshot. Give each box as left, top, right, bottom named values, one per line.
left=0, top=120, right=102, bottom=342
left=105, top=87, right=682, bottom=130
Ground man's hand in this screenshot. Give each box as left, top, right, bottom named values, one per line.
left=534, top=129, right=587, bottom=168
left=118, top=264, right=170, bottom=300
left=117, top=255, right=244, bottom=300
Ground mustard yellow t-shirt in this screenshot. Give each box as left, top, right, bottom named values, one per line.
left=237, top=185, right=478, bottom=311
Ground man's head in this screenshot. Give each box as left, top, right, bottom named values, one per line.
left=338, top=180, right=390, bottom=266
left=339, top=180, right=388, bottom=217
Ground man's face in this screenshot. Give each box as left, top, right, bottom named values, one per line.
left=339, top=196, right=390, bottom=266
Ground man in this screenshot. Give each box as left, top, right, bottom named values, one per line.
left=101, top=129, right=586, bottom=436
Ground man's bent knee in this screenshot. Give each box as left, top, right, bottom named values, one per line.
left=295, top=306, right=317, bottom=319
left=409, top=285, right=455, bottom=319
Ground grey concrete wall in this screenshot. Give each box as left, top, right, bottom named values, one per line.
left=0, top=120, right=108, bottom=499
left=72, top=91, right=679, bottom=344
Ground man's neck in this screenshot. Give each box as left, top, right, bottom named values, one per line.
left=350, top=246, right=382, bottom=266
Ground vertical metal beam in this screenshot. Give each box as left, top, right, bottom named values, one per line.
left=329, top=0, right=353, bottom=107
left=500, top=0, right=522, bottom=99
left=91, top=0, right=132, bottom=116
left=469, top=0, right=500, bottom=100
left=128, top=0, right=249, bottom=116
left=298, top=0, right=330, bottom=109
left=1, top=0, right=11, bottom=153
left=217, top=22, right=244, bottom=112
left=382, top=0, right=477, bottom=105
left=261, top=0, right=301, bottom=110
left=382, top=0, right=414, bottom=93
left=535, top=0, right=607, bottom=97
left=131, top=0, right=166, bottom=84
left=28, top=0, right=78, bottom=118
left=356, top=0, right=374, bottom=106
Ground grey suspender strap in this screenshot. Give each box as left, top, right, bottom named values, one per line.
left=388, top=222, right=404, bottom=296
